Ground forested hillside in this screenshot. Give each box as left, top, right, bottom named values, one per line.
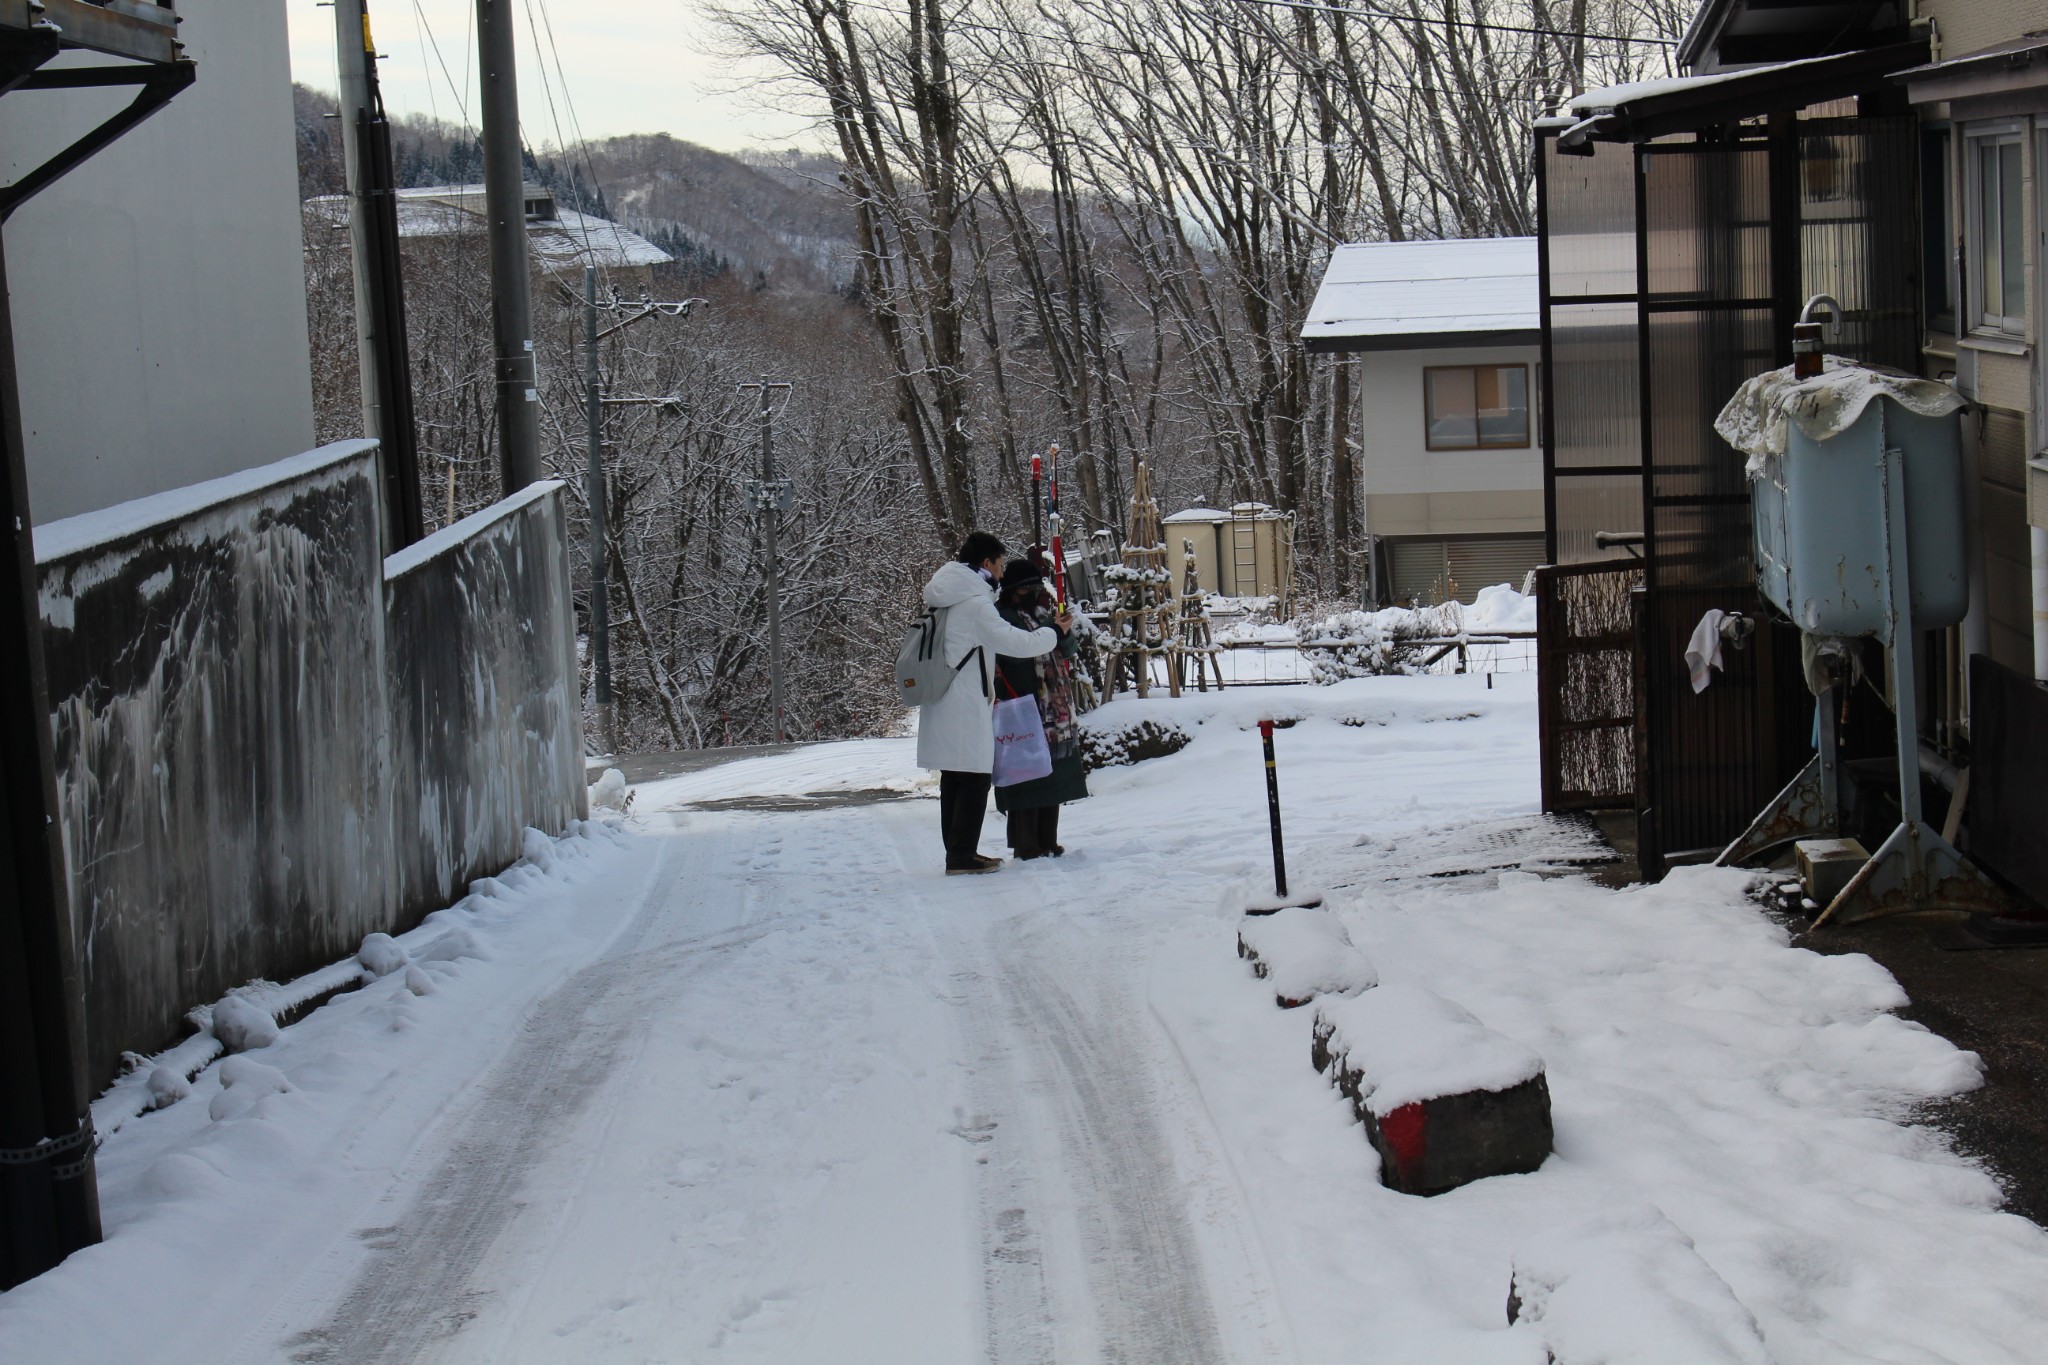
left=294, top=1, right=1689, bottom=751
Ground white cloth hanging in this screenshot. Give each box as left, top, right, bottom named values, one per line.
left=1686, top=609, right=1727, bottom=694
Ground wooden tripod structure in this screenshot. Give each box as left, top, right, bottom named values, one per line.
left=1101, top=460, right=1180, bottom=698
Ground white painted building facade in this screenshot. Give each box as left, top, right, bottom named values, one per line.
left=1304, top=237, right=1544, bottom=606
left=0, top=0, right=314, bottom=525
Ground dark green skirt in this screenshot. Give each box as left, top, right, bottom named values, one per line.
left=994, top=749, right=1089, bottom=812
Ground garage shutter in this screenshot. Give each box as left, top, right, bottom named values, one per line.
left=1389, top=540, right=1449, bottom=605
left=1447, top=535, right=1546, bottom=598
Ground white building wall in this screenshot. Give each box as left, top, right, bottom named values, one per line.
left=1, top=0, right=315, bottom=525
left=1355, top=342, right=1544, bottom=537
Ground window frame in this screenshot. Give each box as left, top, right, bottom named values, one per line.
left=1421, top=362, right=1533, bottom=452
left=1964, top=122, right=2027, bottom=337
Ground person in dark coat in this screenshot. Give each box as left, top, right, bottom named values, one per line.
left=992, top=558, right=1088, bottom=859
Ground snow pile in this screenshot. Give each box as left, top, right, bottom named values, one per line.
left=1715, top=355, right=1967, bottom=476
left=207, top=992, right=279, bottom=1053
left=357, top=932, right=408, bottom=977
left=1464, top=582, right=1536, bottom=632
left=145, top=1066, right=190, bottom=1110
left=208, top=1055, right=292, bottom=1122
left=521, top=826, right=558, bottom=872
left=588, top=766, right=632, bottom=812
left=1311, top=982, right=1544, bottom=1117
left=1508, top=1205, right=1773, bottom=1364
left=1237, top=907, right=1377, bottom=1007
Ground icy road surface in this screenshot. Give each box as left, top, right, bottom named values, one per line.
left=4, top=675, right=2046, bottom=1364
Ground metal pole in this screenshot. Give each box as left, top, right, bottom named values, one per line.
left=477, top=0, right=541, bottom=494
left=584, top=267, right=614, bottom=753
left=1259, top=718, right=1289, bottom=898
left=0, top=234, right=101, bottom=1287
left=759, top=382, right=785, bottom=744
left=1031, top=451, right=1043, bottom=554
left=333, top=0, right=381, bottom=448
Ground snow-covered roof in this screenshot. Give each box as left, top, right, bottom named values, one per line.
left=1565, top=52, right=1843, bottom=115
left=1552, top=44, right=1928, bottom=146
left=1302, top=237, right=1537, bottom=353
left=304, top=186, right=672, bottom=271
left=1162, top=507, right=1227, bottom=523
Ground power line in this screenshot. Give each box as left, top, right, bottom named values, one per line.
left=529, top=0, right=617, bottom=278
left=520, top=0, right=599, bottom=269
left=1233, top=0, right=1678, bottom=46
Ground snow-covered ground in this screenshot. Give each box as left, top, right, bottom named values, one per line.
left=4, top=672, right=2043, bottom=1363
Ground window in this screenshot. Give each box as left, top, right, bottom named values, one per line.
left=1424, top=364, right=1530, bottom=450
left=1968, top=128, right=2025, bottom=334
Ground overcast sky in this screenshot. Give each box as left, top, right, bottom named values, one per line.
left=286, top=0, right=819, bottom=154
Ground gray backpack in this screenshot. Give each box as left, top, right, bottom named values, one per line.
left=895, top=604, right=984, bottom=707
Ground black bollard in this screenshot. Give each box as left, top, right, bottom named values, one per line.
left=1248, top=721, right=1322, bottom=914
left=1260, top=718, right=1290, bottom=897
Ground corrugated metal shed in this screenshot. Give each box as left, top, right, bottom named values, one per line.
left=1301, top=237, right=1537, bottom=354
left=305, top=185, right=673, bottom=271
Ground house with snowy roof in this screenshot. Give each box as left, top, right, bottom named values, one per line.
left=1302, top=237, right=1544, bottom=607
left=1524, top=0, right=2048, bottom=920
left=304, top=182, right=673, bottom=284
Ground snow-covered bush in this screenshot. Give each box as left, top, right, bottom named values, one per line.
left=1297, top=601, right=1465, bottom=683
left=1079, top=716, right=1192, bottom=771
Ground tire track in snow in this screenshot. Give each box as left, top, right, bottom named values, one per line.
left=279, top=819, right=781, bottom=1364
left=963, top=904, right=1231, bottom=1365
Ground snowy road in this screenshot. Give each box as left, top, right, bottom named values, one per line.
left=272, top=779, right=1276, bottom=1363
left=8, top=677, right=2048, bottom=1364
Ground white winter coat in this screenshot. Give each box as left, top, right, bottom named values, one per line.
left=915, top=560, right=1058, bottom=773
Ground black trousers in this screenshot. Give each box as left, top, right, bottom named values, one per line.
left=938, top=770, right=993, bottom=868
left=1006, top=805, right=1059, bottom=856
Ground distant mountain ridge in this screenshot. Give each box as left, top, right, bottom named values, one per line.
left=293, top=84, right=854, bottom=294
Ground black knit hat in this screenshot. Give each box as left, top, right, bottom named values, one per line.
left=998, top=559, right=1046, bottom=594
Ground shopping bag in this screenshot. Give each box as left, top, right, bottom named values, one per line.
left=991, top=694, right=1053, bottom=787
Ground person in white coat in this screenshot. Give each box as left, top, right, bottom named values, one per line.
left=916, top=532, right=1067, bottom=873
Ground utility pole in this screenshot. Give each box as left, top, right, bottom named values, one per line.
left=738, top=380, right=793, bottom=743
left=581, top=276, right=698, bottom=756
left=477, top=0, right=541, bottom=494
left=0, top=238, right=101, bottom=1290
left=333, top=0, right=422, bottom=546
left=0, top=8, right=192, bottom=1288
left=583, top=268, right=611, bottom=752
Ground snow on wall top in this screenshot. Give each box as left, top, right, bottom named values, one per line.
left=1303, top=237, right=1537, bottom=347
left=34, top=440, right=379, bottom=567
left=305, top=188, right=673, bottom=270
left=384, top=478, right=567, bottom=580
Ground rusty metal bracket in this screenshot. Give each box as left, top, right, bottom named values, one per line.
left=1811, top=817, right=2008, bottom=926
left=1716, top=753, right=1835, bottom=867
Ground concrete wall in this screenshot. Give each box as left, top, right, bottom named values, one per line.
left=1355, top=343, right=1545, bottom=539
left=0, top=0, right=316, bottom=524
left=385, top=486, right=586, bottom=920
left=34, top=445, right=585, bottom=1082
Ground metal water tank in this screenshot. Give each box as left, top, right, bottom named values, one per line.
left=1749, top=395, right=1968, bottom=637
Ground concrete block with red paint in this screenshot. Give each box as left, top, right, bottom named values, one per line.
left=1237, top=907, right=1377, bottom=1008
left=1312, top=983, right=1552, bottom=1195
